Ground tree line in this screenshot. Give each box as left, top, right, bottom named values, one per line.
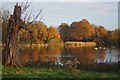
left=19, top=21, right=61, bottom=45
left=58, top=19, right=119, bottom=47
left=2, top=21, right=62, bottom=46
left=1, top=10, right=119, bottom=47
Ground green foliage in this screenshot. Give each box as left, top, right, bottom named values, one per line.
left=2, top=66, right=119, bottom=78
left=47, top=38, right=63, bottom=47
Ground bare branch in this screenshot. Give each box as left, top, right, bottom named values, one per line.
left=39, top=15, right=44, bottom=21
left=23, top=12, right=28, bottom=23
left=25, top=9, right=42, bottom=27
left=21, top=2, right=32, bottom=13
left=32, top=10, right=42, bottom=22
left=20, top=2, right=24, bottom=7
left=19, top=2, right=42, bottom=29
left=27, top=8, right=33, bottom=22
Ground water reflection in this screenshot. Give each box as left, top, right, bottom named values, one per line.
left=61, top=47, right=96, bottom=64
left=19, top=46, right=62, bottom=65
left=18, top=46, right=119, bottom=72
left=19, top=46, right=119, bottom=66
left=94, top=49, right=106, bottom=63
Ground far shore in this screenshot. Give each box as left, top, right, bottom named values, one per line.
left=65, top=41, right=96, bottom=47
left=0, top=41, right=97, bottom=48
left=19, top=43, right=48, bottom=47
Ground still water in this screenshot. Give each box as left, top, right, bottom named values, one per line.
left=19, top=46, right=119, bottom=72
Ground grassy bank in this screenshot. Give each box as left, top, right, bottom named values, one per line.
left=2, top=66, right=119, bottom=78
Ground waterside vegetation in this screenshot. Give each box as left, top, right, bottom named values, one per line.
left=65, top=41, right=96, bottom=47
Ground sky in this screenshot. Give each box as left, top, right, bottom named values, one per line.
left=0, top=0, right=119, bottom=30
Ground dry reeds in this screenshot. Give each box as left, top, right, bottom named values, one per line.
left=65, top=41, right=96, bottom=47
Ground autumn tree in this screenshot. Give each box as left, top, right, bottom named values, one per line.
left=107, top=28, right=120, bottom=47
left=70, top=21, right=83, bottom=41
left=70, top=19, right=95, bottom=41
left=58, top=23, right=71, bottom=42
left=47, top=26, right=60, bottom=41
left=47, top=26, right=63, bottom=47
left=97, top=26, right=108, bottom=42
left=0, top=10, right=10, bottom=44
left=58, top=19, right=95, bottom=42
left=19, top=28, right=30, bottom=44
left=116, top=29, right=120, bottom=47
left=94, top=26, right=108, bottom=46
left=36, top=22, right=48, bottom=43
left=107, top=31, right=115, bottom=46
left=20, top=22, right=61, bottom=44
left=20, top=21, right=48, bottom=44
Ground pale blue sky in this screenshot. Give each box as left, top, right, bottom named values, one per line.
left=1, top=1, right=118, bottom=30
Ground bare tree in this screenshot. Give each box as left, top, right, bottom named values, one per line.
left=2, top=2, right=42, bottom=67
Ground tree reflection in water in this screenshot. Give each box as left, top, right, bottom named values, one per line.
left=19, top=46, right=119, bottom=72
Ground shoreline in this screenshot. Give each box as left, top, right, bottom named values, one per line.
left=65, top=41, right=96, bottom=47
left=1, top=41, right=97, bottom=48
left=19, top=43, right=48, bottom=47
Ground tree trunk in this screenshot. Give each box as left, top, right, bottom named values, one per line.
left=2, top=3, right=22, bottom=67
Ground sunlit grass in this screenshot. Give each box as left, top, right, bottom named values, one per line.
left=2, top=65, right=119, bottom=78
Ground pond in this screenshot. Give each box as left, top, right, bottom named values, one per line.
left=18, top=46, right=120, bottom=72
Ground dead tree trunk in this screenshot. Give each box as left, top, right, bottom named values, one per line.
left=2, top=2, right=41, bottom=67
left=2, top=3, right=23, bottom=66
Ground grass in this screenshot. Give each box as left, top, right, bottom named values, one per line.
left=2, top=65, right=119, bottom=78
